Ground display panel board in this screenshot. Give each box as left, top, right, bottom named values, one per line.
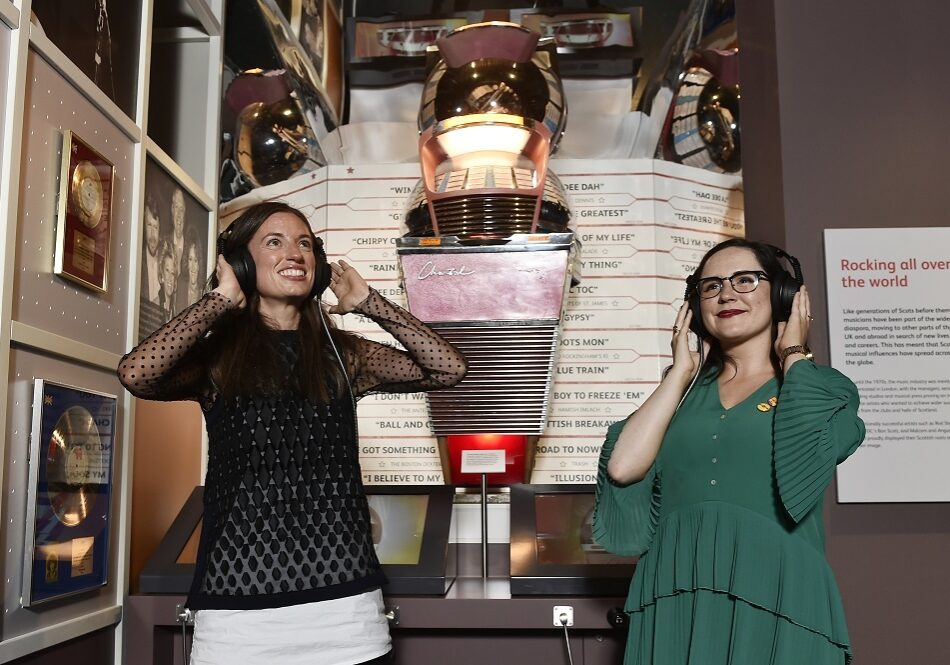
left=825, top=227, right=950, bottom=502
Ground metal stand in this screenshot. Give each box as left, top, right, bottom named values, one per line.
left=480, top=473, right=488, bottom=579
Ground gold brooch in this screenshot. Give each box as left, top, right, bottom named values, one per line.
left=757, top=396, right=778, bottom=412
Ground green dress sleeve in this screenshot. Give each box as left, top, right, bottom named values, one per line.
left=773, top=361, right=866, bottom=523
left=592, top=417, right=662, bottom=556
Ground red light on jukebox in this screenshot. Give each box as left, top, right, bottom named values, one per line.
left=446, top=434, right=528, bottom=486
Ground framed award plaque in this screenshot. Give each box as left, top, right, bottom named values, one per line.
left=54, top=130, right=114, bottom=292
left=23, top=380, right=117, bottom=606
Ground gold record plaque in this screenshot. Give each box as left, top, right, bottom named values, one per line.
left=23, top=380, right=116, bottom=606
left=54, top=130, right=114, bottom=292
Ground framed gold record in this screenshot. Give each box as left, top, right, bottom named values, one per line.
left=23, top=380, right=116, bottom=606
left=54, top=130, right=114, bottom=292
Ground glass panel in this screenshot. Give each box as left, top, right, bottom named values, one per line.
left=31, top=1, right=142, bottom=117
left=534, top=493, right=636, bottom=565
left=366, top=494, right=429, bottom=565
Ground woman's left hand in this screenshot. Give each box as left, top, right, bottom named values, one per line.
left=327, top=259, right=371, bottom=314
left=774, top=285, right=811, bottom=357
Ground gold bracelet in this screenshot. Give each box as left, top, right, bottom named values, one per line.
left=780, top=345, right=813, bottom=363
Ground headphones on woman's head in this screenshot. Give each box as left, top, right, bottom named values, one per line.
left=684, top=243, right=803, bottom=338
left=216, top=221, right=331, bottom=300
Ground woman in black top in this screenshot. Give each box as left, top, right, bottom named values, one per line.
left=118, top=201, right=467, bottom=665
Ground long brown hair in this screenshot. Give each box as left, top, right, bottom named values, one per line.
left=206, top=202, right=356, bottom=401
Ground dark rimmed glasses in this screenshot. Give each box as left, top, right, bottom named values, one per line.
left=696, top=270, right=770, bottom=299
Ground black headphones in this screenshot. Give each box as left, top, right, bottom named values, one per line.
left=684, top=244, right=803, bottom=338
left=216, top=222, right=331, bottom=300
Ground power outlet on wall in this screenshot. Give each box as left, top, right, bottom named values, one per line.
left=553, top=605, right=574, bottom=627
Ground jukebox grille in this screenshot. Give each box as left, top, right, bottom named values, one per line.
left=424, top=324, right=560, bottom=434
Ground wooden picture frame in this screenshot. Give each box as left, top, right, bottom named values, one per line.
left=138, top=157, right=211, bottom=341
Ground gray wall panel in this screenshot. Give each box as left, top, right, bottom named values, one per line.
left=1, top=346, right=123, bottom=641
left=13, top=50, right=135, bottom=355
left=737, top=2, right=950, bottom=663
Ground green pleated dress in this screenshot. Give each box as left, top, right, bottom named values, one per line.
left=594, top=361, right=865, bottom=665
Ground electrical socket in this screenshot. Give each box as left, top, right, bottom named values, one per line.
left=553, top=605, right=574, bottom=627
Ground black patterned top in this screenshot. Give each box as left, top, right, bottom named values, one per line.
left=118, top=289, right=466, bottom=610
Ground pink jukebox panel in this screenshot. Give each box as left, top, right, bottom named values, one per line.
left=399, top=250, right=570, bottom=322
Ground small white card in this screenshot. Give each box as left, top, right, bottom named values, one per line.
left=460, top=449, right=506, bottom=474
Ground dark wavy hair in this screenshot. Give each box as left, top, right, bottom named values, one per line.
left=206, top=201, right=355, bottom=401
left=691, top=238, right=788, bottom=379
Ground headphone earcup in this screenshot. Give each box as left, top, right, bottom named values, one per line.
left=311, top=263, right=330, bottom=298
left=770, top=270, right=798, bottom=322
left=769, top=245, right=804, bottom=323
left=689, top=291, right=707, bottom=337
left=310, top=237, right=330, bottom=299
left=685, top=276, right=707, bottom=338
left=226, top=247, right=256, bottom=298
left=215, top=228, right=256, bottom=297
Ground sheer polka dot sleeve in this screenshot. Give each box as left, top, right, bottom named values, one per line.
left=116, top=292, right=232, bottom=404
left=348, top=288, right=467, bottom=398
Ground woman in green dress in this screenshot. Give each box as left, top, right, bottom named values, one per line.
left=594, top=239, right=865, bottom=664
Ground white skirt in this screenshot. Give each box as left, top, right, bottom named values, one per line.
left=189, top=589, right=391, bottom=665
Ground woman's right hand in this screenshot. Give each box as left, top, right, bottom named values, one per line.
left=608, top=303, right=707, bottom=484
left=669, top=303, right=707, bottom=381
left=211, top=254, right=246, bottom=310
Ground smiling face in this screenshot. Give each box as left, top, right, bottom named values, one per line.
left=247, top=212, right=317, bottom=305
left=698, top=246, right=773, bottom=345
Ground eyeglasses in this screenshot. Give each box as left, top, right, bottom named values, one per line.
left=695, top=270, right=769, bottom=299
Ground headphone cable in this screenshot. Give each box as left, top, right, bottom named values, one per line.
left=675, top=336, right=705, bottom=413
left=319, top=305, right=358, bottom=434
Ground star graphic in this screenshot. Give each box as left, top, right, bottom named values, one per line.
left=44, top=395, right=53, bottom=406
left=346, top=167, right=355, bottom=174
